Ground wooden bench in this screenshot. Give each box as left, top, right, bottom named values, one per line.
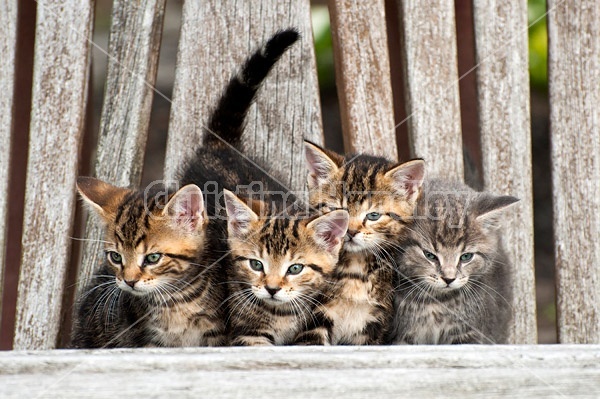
left=0, top=0, right=599, bottom=396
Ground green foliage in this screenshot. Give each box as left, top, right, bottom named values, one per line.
left=311, top=6, right=335, bottom=90
left=528, top=0, right=548, bottom=90
left=310, top=2, right=548, bottom=90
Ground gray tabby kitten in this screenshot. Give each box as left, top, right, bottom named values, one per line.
left=389, top=179, right=518, bottom=344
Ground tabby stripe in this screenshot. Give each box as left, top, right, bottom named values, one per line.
left=114, top=230, right=125, bottom=245
left=313, top=202, right=330, bottom=211
left=294, top=330, right=328, bottom=345
left=134, top=233, right=146, bottom=248
left=306, top=263, right=324, bottom=274
left=234, top=329, right=275, bottom=343
left=304, top=311, right=333, bottom=331
left=291, top=218, right=300, bottom=239
left=335, top=272, right=369, bottom=282
left=165, top=253, right=196, bottom=262
left=202, top=328, right=225, bottom=338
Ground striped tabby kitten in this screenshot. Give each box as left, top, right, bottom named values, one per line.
left=223, top=190, right=348, bottom=345
left=296, top=142, right=425, bottom=345
left=389, top=179, right=517, bottom=344
left=178, top=29, right=346, bottom=345
left=72, top=29, right=301, bottom=348
left=71, top=181, right=227, bottom=348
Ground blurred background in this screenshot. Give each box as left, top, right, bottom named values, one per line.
left=0, top=0, right=554, bottom=347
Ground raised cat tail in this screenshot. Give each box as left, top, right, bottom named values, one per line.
left=204, top=28, right=300, bottom=148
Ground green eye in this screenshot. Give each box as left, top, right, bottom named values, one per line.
left=423, top=250, right=438, bottom=261
left=366, top=212, right=381, bottom=221
left=460, top=253, right=474, bottom=262
left=107, top=251, right=122, bottom=264
left=249, top=259, right=264, bottom=272
left=145, top=253, right=162, bottom=264
left=287, top=264, right=304, bottom=275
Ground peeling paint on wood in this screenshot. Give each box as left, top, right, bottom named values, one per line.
left=328, top=0, right=397, bottom=161
left=473, top=0, right=537, bottom=344
left=1, top=345, right=599, bottom=398
left=78, top=0, right=166, bottom=304
left=0, top=0, right=18, bottom=329
left=164, top=0, right=323, bottom=193
left=13, top=0, right=94, bottom=350
left=396, top=0, right=464, bottom=179
left=548, top=0, right=600, bottom=343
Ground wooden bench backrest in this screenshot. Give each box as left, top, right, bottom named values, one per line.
left=0, top=0, right=598, bottom=349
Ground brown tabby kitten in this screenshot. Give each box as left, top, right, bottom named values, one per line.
left=389, top=179, right=517, bottom=344
left=295, top=142, right=425, bottom=345
left=71, top=180, right=227, bottom=348
left=223, top=190, right=349, bottom=345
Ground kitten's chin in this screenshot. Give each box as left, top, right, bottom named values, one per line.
left=116, top=281, right=152, bottom=296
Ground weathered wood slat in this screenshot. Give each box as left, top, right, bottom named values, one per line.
left=328, top=0, right=397, bottom=161
left=13, top=0, right=94, bottom=350
left=1, top=346, right=599, bottom=398
left=396, top=0, right=464, bottom=179
left=472, top=0, right=537, bottom=343
left=0, top=0, right=18, bottom=329
left=78, top=0, right=166, bottom=302
left=548, top=0, right=600, bottom=343
left=165, top=0, right=323, bottom=193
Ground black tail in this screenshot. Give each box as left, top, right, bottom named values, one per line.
left=204, top=28, right=300, bottom=147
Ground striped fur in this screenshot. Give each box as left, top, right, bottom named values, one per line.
left=72, top=30, right=302, bottom=348
left=300, top=142, right=425, bottom=344
left=389, top=179, right=518, bottom=344
left=71, top=181, right=227, bottom=348
left=223, top=192, right=348, bottom=346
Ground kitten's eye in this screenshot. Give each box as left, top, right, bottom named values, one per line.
left=107, top=251, right=122, bottom=264
left=460, top=253, right=474, bottom=262
left=366, top=212, right=381, bottom=221
left=287, top=264, right=304, bottom=275
left=145, top=253, right=162, bottom=265
left=423, top=250, right=438, bottom=261
left=249, top=259, right=264, bottom=272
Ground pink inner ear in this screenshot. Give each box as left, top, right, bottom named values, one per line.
left=310, top=211, right=349, bottom=252
left=304, top=144, right=337, bottom=187
left=390, top=162, right=425, bottom=197
left=168, top=187, right=204, bottom=230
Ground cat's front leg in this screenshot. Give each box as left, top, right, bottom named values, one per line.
left=450, top=331, right=483, bottom=344
left=230, top=334, right=274, bottom=346
left=294, top=327, right=330, bottom=345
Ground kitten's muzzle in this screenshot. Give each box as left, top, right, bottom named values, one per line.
left=124, top=279, right=138, bottom=288
left=442, top=277, right=456, bottom=286
left=265, top=286, right=281, bottom=297
left=345, top=229, right=359, bottom=241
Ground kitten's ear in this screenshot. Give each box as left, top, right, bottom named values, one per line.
left=384, top=159, right=425, bottom=205
left=162, top=184, right=206, bottom=232
left=475, top=195, right=520, bottom=229
left=76, top=176, right=130, bottom=220
left=304, top=141, right=342, bottom=189
left=223, top=189, right=259, bottom=238
left=306, top=209, right=349, bottom=253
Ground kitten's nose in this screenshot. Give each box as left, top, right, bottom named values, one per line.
left=442, top=277, right=456, bottom=285
left=265, top=286, right=281, bottom=296
left=346, top=229, right=359, bottom=238
left=124, top=279, right=138, bottom=288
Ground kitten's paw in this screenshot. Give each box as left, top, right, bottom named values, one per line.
left=231, top=336, right=274, bottom=346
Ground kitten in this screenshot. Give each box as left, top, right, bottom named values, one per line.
left=71, top=181, right=227, bottom=348
left=296, top=142, right=425, bottom=345
left=178, top=29, right=349, bottom=345
left=223, top=190, right=348, bottom=345
left=72, top=29, right=302, bottom=348
left=389, top=179, right=517, bottom=344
